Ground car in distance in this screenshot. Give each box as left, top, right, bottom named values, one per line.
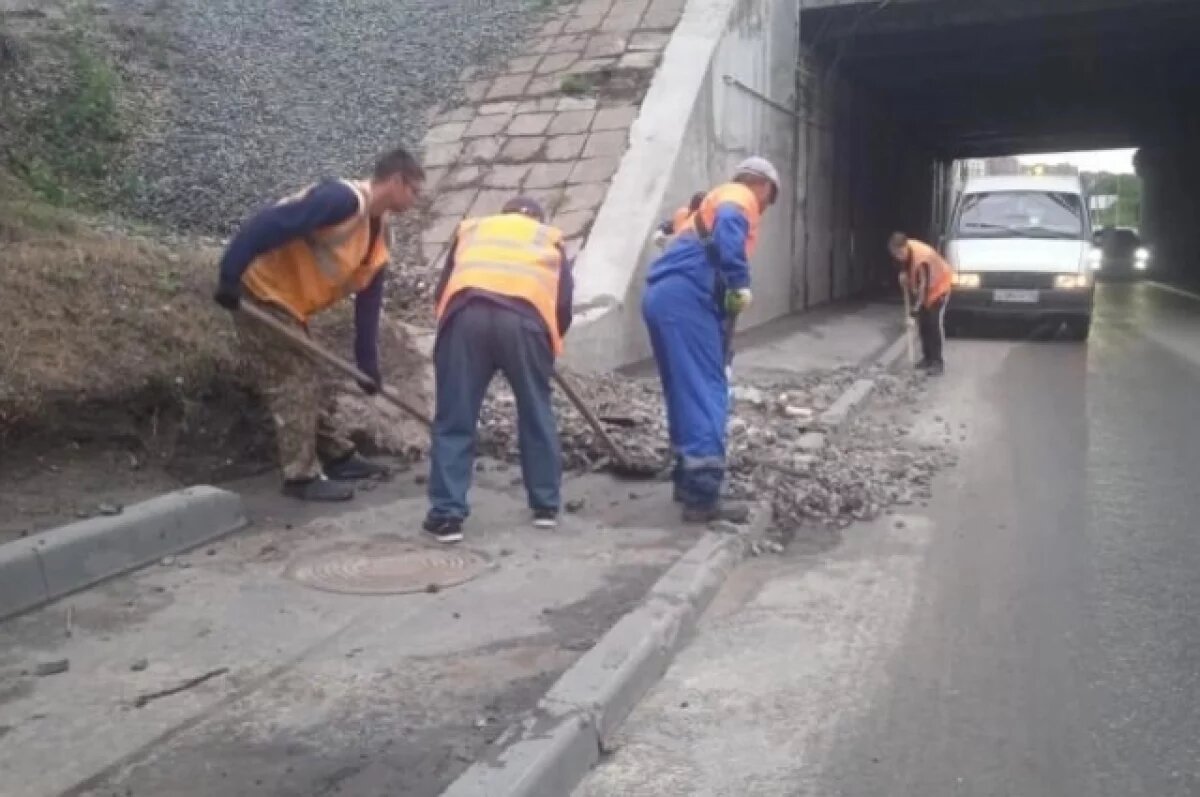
left=1091, top=226, right=1150, bottom=278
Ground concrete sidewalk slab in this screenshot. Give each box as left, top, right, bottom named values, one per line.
left=0, top=471, right=697, bottom=797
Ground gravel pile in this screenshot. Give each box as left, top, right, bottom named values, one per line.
left=110, top=0, right=552, bottom=234
left=475, top=365, right=955, bottom=535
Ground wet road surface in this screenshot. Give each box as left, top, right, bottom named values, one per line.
left=578, top=281, right=1200, bottom=797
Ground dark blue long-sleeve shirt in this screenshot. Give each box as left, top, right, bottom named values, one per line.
left=218, top=179, right=386, bottom=383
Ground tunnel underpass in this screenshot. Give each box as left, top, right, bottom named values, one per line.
left=796, top=0, right=1200, bottom=291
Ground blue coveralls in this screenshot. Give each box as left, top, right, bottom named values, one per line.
left=641, top=203, right=751, bottom=509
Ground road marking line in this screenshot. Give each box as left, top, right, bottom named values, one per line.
left=1146, top=281, right=1200, bottom=303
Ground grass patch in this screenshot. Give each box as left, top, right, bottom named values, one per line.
left=560, top=72, right=595, bottom=96
left=5, top=2, right=126, bottom=206
left=0, top=199, right=235, bottom=430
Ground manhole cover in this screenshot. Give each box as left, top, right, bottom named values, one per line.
left=284, top=545, right=489, bottom=595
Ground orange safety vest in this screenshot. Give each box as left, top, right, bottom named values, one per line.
left=675, top=182, right=762, bottom=259
left=242, top=179, right=389, bottom=323
left=907, top=239, right=953, bottom=306
left=436, top=212, right=566, bottom=355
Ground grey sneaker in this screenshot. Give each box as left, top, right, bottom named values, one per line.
left=282, top=478, right=354, bottom=502
left=323, top=452, right=390, bottom=481
left=422, top=515, right=464, bottom=544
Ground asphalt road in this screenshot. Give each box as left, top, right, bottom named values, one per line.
left=578, top=281, right=1200, bottom=797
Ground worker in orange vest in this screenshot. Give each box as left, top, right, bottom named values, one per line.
left=888, top=232, right=953, bottom=375
left=424, top=196, right=574, bottom=544
left=213, top=147, right=425, bottom=501
left=652, top=191, right=706, bottom=248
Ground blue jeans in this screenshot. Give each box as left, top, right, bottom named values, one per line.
left=428, top=300, right=561, bottom=520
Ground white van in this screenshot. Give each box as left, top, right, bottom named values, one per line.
left=944, top=175, right=1095, bottom=340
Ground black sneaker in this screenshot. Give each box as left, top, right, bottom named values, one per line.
left=914, top=358, right=933, bottom=370
left=926, top=361, right=945, bottom=376
left=282, top=478, right=355, bottom=502
left=682, top=502, right=751, bottom=525
left=422, top=515, right=464, bottom=544
left=323, top=452, right=390, bottom=481
left=533, top=509, right=559, bottom=529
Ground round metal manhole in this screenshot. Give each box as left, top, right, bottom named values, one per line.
left=284, top=544, right=489, bottom=595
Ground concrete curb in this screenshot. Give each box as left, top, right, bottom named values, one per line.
left=873, top=328, right=912, bottom=369
left=441, top=530, right=751, bottom=797
left=0, top=486, right=248, bottom=621
left=441, top=329, right=914, bottom=797
left=815, top=329, right=909, bottom=430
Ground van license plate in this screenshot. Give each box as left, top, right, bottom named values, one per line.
left=994, top=289, right=1039, bottom=304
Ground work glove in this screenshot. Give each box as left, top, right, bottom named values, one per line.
left=724, top=288, right=752, bottom=316
left=213, top=282, right=241, bottom=311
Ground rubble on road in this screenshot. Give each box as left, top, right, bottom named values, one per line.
left=475, top=365, right=954, bottom=538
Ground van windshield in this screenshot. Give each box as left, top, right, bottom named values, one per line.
left=956, top=190, right=1085, bottom=240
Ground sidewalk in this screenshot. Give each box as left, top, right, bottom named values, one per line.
left=0, top=467, right=695, bottom=797
left=0, top=302, right=904, bottom=797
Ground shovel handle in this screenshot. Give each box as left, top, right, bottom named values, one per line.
left=236, top=301, right=432, bottom=429
left=551, top=371, right=635, bottom=466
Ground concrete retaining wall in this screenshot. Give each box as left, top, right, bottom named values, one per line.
left=564, top=0, right=799, bottom=371
left=563, top=0, right=937, bottom=372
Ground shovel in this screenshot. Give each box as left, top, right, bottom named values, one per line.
left=237, top=300, right=433, bottom=428
left=241, top=301, right=661, bottom=478
left=551, top=371, right=668, bottom=480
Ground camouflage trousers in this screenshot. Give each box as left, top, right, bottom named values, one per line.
left=233, top=302, right=355, bottom=481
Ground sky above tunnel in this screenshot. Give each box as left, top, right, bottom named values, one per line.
left=1017, top=149, right=1136, bottom=174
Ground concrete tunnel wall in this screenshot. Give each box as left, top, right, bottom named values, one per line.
left=1138, top=123, right=1200, bottom=285
left=563, top=0, right=936, bottom=372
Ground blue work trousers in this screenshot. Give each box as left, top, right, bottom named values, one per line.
left=428, top=300, right=561, bottom=519
left=642, top=275, right=729, bottom=509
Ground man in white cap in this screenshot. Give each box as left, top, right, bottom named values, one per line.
left=641, top=156, right=780, bottom=523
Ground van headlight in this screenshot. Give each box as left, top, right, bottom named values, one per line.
left=952, top=272, right=981, bottom=288
left=1135, top=247, right=1150, bottom=270
left=1088, top=248, right=1103, bottom=270
left=1054, top=274, right=1091, bottom=289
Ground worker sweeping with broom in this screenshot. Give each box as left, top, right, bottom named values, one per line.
left=888, top=232, right=953, bottom=376
left=641, top=157, right=781, bottom=524
left=212, top=146, right=426, bottom=502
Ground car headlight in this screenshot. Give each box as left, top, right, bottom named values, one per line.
left=1054, top=274, right=1091, bottom=289
left=1088, top=248, right=1103, bottom=270
left=1135, top=247, right=1150, bottom=269
left=952, top=272, right=981, bottom=288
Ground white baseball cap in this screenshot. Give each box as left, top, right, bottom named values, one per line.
left=734, top=156, right=781, bottom=202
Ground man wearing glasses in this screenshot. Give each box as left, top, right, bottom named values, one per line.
left=213, top=146, right=425, bottom=502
